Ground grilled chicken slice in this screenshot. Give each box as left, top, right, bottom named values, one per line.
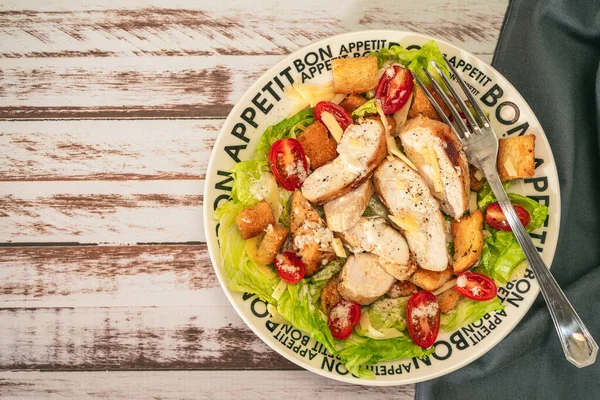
left=398, top=115, right=469, bottom=219
left=301, top=119, right=387, bottom=205
left=290, top=190, right=336, bottom=276
left=339, top=217, right=414, bottom=280
left=338, top=253, right=396, bottom=305
left=323, top=179, right=374, bottom=232
left=373, top=157, right=448, bottom=271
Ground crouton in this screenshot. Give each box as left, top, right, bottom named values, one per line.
left=295, top=239, right=336, bottom=276
left=451, top=209, right=484, bottom=274
left=469, top=165, right=486, bottom=191
left=437, top=287, right=463, bottom=314
left=255, top=224, right=289, bottom=265
left=367, top=115, right=397, bottom=136
left=236, top=200, right=275, bottom=239
left=297, top=121, right=338, bottom=169
left=386, top=280, right=418, bottom=298
left=332, top=57, right=379, bottom=94
left=408, top=84, right=450, bottom=121
left=497, top=134, right=536, bottom=182
left=410, top=265, right=453, bottom=292
left=290, top=189, right=322, bottom=233
left=339, top=94, right=367, bottom=113
left=320, top=274, right=342, bottom=314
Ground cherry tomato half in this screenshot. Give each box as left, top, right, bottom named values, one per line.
left=485, top=202, right=531, bottom=232
left=375, top=65, right=415, bottom=114
left=314, top=101, right=353, bottom=131
left=327, top=299, right=361, bottom=340
left=455, top=272, right=497, bottom=301
left=268, top=138, right=309, bottom=191
left=406, top=291, right=440, bottom=349
left=274, top=251, right=306, bottom=284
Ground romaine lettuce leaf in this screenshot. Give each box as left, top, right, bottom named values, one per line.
left=352, top=99, right=377, bottom=118
left=253, top=108, right=315, bottom=162
left=229, top=160, right=269, bottom=207
left=441, top=297, right=504, bottom=332
left=215, top=201, right=279, bottom=304
left=370, top=40, right=450, bottom=85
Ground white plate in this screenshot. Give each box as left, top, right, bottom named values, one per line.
left=203, top=30, right=560, bottom=385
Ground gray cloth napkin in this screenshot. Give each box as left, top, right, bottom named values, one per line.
left=416, top=0, right=600, bottom=398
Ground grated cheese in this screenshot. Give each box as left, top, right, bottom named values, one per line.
left=411, top=301, right=439, bottom=320
left=331, top=237, right=347, bottom=258
left=456, top=274, right=467, bottom=288
left=320, top=111, right=345, bottom=142
left=330, top=301, right=353, bottom=330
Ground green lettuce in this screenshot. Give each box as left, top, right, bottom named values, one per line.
left=370, top=40, right=450, bottom=85
left=229, top=160, right=268, bottom=207
left=441, top=297, right=504, bottom=332
left=215, top=201, right=279, bottom=304
left=476, top=182, right=549, bottom=282
left=362, top=194, right=389, bottom=219
left=361, top=297, right=409, bottom=335
left=352, top=99, right=377, bottom=118
left=253, top=108, right=314, bottom=162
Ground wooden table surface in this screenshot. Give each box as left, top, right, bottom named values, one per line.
left=0, top=0, right=508, bottom=397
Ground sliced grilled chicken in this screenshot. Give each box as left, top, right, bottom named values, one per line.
left=301, top=119, right=387, bottom=205
left=373, top=157, right=448, bottom=271
left=323, top=179, right=374, bottom=232
left=339, top=217, right=414, bottom=280
left=338, top=253, right=396, bottom=305
left=398, top=115, right=469, bottom=219
left=290, top=190, right=336, bottom=276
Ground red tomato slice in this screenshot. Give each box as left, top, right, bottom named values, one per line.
left=273, top=251, right=306, bottom=284
left=485, top=202, right=531, bottom=231
left=375, top=65, right=415, bottom=114
left=456, top=272, right=497, bottom=301
left=268, top=138, right=309, bottom=191
left=314, top=101, right=353, bottom=131
left=327, top=300, right=361, bottom=340
left=406, top=291, right=440, bottom=349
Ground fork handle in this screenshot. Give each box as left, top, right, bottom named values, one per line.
left=484, top=169, right=598, bottom=368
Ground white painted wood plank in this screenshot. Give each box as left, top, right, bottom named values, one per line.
left=0, top=181, right=205, bottom=244
left=0, top=245, right=222, bottom=308
left=0, top=371, right=415, bottom=399
left=0, top=305, right=295, bottom=370
left=0, top=119, right=219, bottom=181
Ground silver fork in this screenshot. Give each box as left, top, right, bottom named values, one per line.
left=414, top=57, right=598, bottom=368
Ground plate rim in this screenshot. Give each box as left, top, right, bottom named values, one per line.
left=203, top=29, right=561, bottom=386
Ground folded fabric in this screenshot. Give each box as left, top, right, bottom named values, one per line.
left=416, top=0, right=600, bottom=398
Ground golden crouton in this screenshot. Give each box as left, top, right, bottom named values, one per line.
left=451, top=209, right=484, bottom=274
left=469, top=165, right=486, bottom=191
left=255, top=224, right=289, bottom=265
left=497, top=134, right=536, bottom=182
left=410, top=265, right=454, bottom=292
left=320, top=274, right=342, bottom=314
left=408, top=84, right=450, bottom=121
left=295, top=239, right=336, bottom=277
left=298, top=121, right=338, bottom=169
left=339, top=94, right=367, bottom=113
left=332, top=57, right=379, bottom=94
left=236, top=200, right=275, bottom=239
left=386, top=280, right=418, bottom=298
left=437, top=287, right=463, bottom=314
left=290, top=189, right=322, bottom=233
left=367, top=115, right=397, bottom=135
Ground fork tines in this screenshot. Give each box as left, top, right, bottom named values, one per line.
left=414, top=57, right=491, bottom=142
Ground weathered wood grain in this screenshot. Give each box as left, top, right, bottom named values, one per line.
left=0, top=371, right=415, bottom=398
left=0, top=1, right=508, bottom=119
left=0, top=306, right=296, bottom=370
left=0, top=245, right=221, bottom=307
left=0, top=119, right=219, bottom=181
left=0, top=181, right=205, bottom=244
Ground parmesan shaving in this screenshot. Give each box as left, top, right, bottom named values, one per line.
left=332, top=238, right=347, bottom=258
left=272, top=279, right=288, bottom=301
left=330, top=93, right=347, bottom=104
left=359, top=309, right=385, bottom=339
left=509, top=260, right=529, bottom=281
left=321, top=111, right=344, bottom=142
left=433, top=279, right=458, bottom=296
left=468, top=191, right=478, bottom=214
left=389, top=214, right=419, bottom=235
left=267, top=304, right=287, bottom=324
left=287, top=82, right=336, bottom=107
left=504, top=157, right=518, bottom=177
left=375, top=99, right=418, bottom=170
left=474, top=169, right=484, bottom=181
left=386, top=154, right=395, bottom=162
left=426, top=144, right=444, bottom=193
left=392, top=93, right=413, bottom=132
